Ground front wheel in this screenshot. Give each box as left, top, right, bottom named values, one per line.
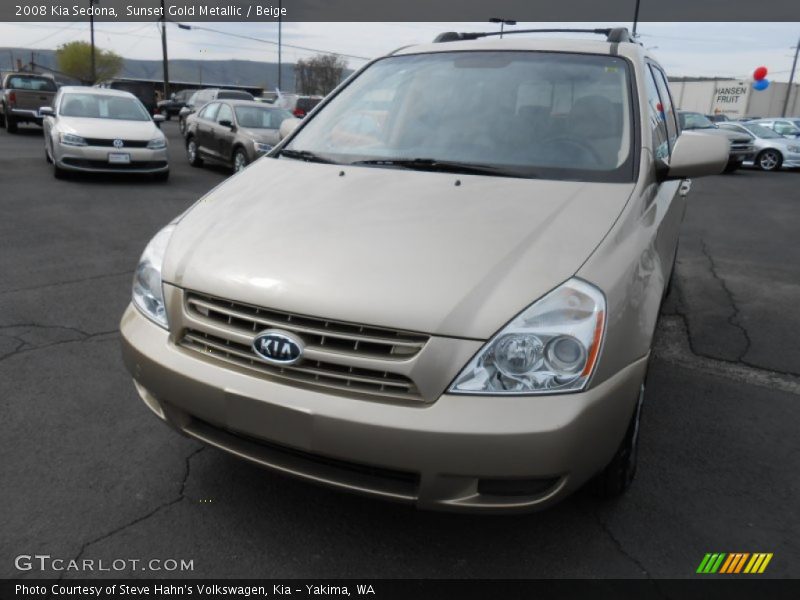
left=756, top=149, right=782, bottom=171
left=186, top=138, right=203, bottom=167
left=233, top=148, right=249, bottom=173
left=592, top=383, right=645, bottom=499
left=0, top=109, right=5, bottom=128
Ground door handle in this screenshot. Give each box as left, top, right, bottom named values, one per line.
left=679, top=179, right=692, bottom=197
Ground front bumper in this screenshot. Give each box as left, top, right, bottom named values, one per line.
left=120, top=303, right=647, bottom=513
left=55, top=144, right=168, bottom=174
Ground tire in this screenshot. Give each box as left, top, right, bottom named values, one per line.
left=723, top=160, right=742, bottom=173
left=593, top=383, right=645, bottom=500
left=756, top=149, right=782, bottom=172
left=153, top=169, right=170, bottom=182
left=6, top=114, right=18, bottom=133
left=186, top=137, right=203, bottom=167
left=0, top=109, right=5, bottom=128
left=233, top=148, right=249, bottom=173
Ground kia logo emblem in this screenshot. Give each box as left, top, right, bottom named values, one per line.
left=113, top=139, right=124, bottom=148
left=252, top=330, right=304, bottom=365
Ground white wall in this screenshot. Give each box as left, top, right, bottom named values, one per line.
left=669, top=79, right=800, bottom=118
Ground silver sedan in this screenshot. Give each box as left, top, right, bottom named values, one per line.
left=42, top=86, right=169, bottom=180
left=719, top=122, right=800, bottom=171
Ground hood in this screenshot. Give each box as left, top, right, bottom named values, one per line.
left=698, top=127, right=750, bottom=143
left=163, top=160, right=634, bottom=339
left=59, top=117, right=161, bottom=141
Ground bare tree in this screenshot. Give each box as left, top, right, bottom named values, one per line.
left=294, top=54, right=347, bottom=96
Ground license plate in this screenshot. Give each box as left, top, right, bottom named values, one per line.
left=108, top=153, right=131, bottom=164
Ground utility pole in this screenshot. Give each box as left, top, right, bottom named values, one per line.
left=90, top=2, right=96, bottom=83
left=782, top=36, right=800, bottom=117
left=277, top=0, right=282, bottom=89
left=160, top=0, right=170, bottom=99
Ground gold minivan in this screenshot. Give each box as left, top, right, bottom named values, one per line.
left=121, top=28, right=728, bottom=512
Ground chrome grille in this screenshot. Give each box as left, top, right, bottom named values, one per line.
left=185, top=293, right=428, bottom=359
left=180, top=329, right=422, bottom=401
left=179, top=292, right=429, bottom=401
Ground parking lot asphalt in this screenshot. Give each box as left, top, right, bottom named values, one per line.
left=1, top=121, right=799, bottom=580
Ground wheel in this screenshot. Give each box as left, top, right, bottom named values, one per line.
left=186, top=138, right=203, bottom=167
left=233, top=148, right=249, bottom=173
left=723, top=160, right=742, bottom=173
left=593, top=383, right=645, bottom=499
left=0, top=109, right=5, bottom=128
left=6, top=114, right=18, bottom=133
left=153, top=169, right=170, bottom=182
left=756, top=149, right=782, bottom=171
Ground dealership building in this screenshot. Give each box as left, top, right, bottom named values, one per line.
left=669, top=77, right=800, bottom=119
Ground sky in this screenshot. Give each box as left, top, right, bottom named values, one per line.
left=1, top=21, right=799, bottom=82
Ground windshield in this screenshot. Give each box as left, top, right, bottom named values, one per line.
left=60, top=93, right=150, bottom=121
left=680, top=112, right=716, bottom=130
left=235, top=105, right=293, bottom=129
left=285, top=51, right=635, bottom=182
left=744, top=123, right=782, bottom=139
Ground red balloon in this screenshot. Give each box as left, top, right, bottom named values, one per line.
left=754, top=66, right=768, bottom=81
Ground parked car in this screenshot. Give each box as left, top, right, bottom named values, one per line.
left=748, top=118, right=800, bottom=139
left=706, top=113, right=730, bottom=122
left=0, top=72, right=57, bottom=132
left=178, top=88, right=256, bottom=135
left=719, top=121, right=800, bottom=171
left=156, top=88, right=198, bottom=120
left=96, top=78, right=158, bottom=115
left=275, top=93, right=323, bottom=118
left=42, top=86, right=168, bottom=180
left=677, top=111, right=754, bottom=172
left=120, top=28, right=728, bottom=513
left=184, top=100, right=296, bottom=172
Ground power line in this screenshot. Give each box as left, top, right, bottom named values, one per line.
left=170, top=21, right=371, bottom=61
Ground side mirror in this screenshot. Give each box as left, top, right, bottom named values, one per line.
left=39, top=106, right=55, bottom=117
left=279, top=117, right=301, bottom=140
left=665, top=132, right=729, bottom=180
left=219, top=119, right=235, bottom=129
left=153, top=114, right=166, bottom=123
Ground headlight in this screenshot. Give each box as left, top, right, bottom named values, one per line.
left=60, top=133, right=87, bottom=146
left=147, top=137, right=167, bottom=149
left=449, top=278, right=606, bottom=395
left=787, top=145, right=800, bottom=153
left=253, top=141, right=273, bottom=153
left=132, top=224, right=175, bottom=329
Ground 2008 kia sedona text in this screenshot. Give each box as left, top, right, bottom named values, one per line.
left=120, top=28, right=728, bottom=512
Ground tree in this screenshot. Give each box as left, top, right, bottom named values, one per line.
left=55, top=41, right=123, bottom=84
left=294, top=54, right=347, bottom=96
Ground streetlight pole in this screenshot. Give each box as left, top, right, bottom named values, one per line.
left=782, top=36, right=800, bottom=117
left=489, top=18, right=516, bottom=39
left=277, top=0, right=282, bottom=90
left=160, top=0, right=170, bottom=99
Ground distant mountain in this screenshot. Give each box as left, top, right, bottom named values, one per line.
left=1, top=47, right=351, bottom=92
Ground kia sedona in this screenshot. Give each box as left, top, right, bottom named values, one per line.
left=42, top=87, right=169, bottom=181
left=121, top=28, right=728, bottom=512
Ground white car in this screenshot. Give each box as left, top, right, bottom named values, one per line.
left=42, top=86, right=169, bottom=180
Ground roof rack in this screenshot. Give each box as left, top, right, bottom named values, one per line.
left=433, top=27, right=635, bottom=44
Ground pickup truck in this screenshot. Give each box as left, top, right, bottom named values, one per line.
left=0, top=72, right=58, bottom=133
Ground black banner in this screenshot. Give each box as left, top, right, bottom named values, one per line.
left=2, top=0, right=800, bottom=22
left=3, top=579, right=800, bottom=600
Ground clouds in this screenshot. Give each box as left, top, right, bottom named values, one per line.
left=1, top=21, right=798, bottom=81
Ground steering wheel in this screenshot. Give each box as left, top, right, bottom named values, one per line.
left=541, top=137, right=603, bottom=168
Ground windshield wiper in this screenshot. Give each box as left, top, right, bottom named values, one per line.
left=278, top=149, right=336, bottom=164
left=350, top=158, right=533, bottom=179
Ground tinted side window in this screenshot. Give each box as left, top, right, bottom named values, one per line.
left=644, top=67, right=670, bottom=165
left=651, top=66, right=679, bottom=148
left=216, top=103, right=233, bottom=124
left=200, top=102, right=220, bottom=121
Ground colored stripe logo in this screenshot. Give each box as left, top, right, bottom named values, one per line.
left=697, top=553, right=773, bottom=574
